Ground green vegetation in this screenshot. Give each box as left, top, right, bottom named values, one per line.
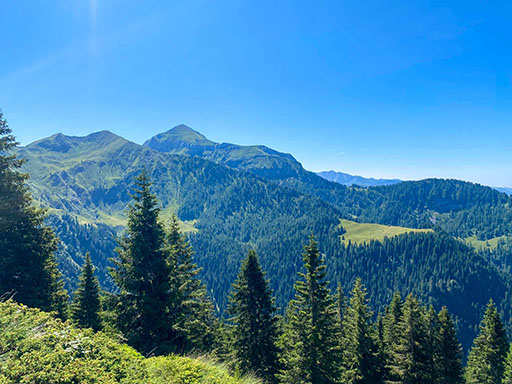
left=0, top=111, right=68, bottom=317
left=279, top=237, right=341, bottom=384
left=339, top=219, right=431, bottom=245
left=227, top=250, right=280, bottom=383
left=0, top=300, right=258, bottom=384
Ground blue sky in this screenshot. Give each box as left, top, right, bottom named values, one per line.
left=1, top=1, right=512, bottom=186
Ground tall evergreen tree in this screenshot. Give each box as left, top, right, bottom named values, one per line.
left=387, top=294, right=433, bottom=384
left=425, top=306, right=441, bottom=384
left=436, top=307, right=463, bottom=384
left=335, top=283, right=347, bottom=338
left=465, top=299, right=509, bottom=384
left=0, top=110, right=67, bottom=316
left=227, top=249, right=280, bottom=383
left=111, top=171, right=177, bottom=356
left=167, top=215, right=217, bottom=354
left=279, top=235, right=341, bottom=384
left=340, top=278, right=383, bottom=384
left=502, top=345, right=512, bottom=384
left=381, top=291, right=403, bottom=383
left=71, top=253, right=102, bottom=331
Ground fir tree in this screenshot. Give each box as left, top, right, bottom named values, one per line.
left=340, top=278, right=383, bottom=384
left=71, top=253, right=102, bottom=331
left=227, top=249, right=280, bottom=383
left=279, top=235, right=341, bottom=384
left=436, top=307, right=463, bottom=384
left=0, top=110, right=68, bottom=316
left=111, top=171, right=177, bottom=356
left=167, top=215, right=217, bottom=354
left=465, top=299, right=509, bottom=384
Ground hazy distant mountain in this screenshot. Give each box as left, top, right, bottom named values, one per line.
left=496, top=187, right=512, bottom=195
left=317, top=170, right=402, bottom=187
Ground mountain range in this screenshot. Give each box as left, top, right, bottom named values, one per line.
left=316, top=170, right=402, bottom=187
left=17, top=124, right=512, bottom=351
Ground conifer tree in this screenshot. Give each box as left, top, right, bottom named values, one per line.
left=111, top=171, right=177, bottom=356
left=502, top=345, right=512, bottom=384
left=387, top=294, right=433, bottom=384
left=167, top=215, right=217, bottom=354
left=425, top=305, right=441, bottom=384
left=436, top=307, right=463, bottom=384
left=335, top=283, right=347, bottom=338
left=340, top=278, right=383, bottom=384
left=227, top=249, right=280, bottom=383
left=71, top=253, right=102, bottom=331
left=465, top=299, right=509, bottom=384
left=279, top=235, right=341, bottom=384
left=0, top=110, right=68, bottom=316
left=381, top=291, right=403, bottom=383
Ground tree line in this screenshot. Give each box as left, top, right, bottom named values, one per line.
left=2, top=110, right=512, bottom=384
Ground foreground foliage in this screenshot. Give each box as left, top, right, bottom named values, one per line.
left=0, top=300, right=259, bottom=384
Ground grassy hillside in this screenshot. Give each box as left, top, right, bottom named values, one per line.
left=339, top=219, right=432, bottom=245
left=0, top=300, right=259, bottom=384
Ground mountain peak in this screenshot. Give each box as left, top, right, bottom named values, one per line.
left=143, top=125, right=215, bottom=154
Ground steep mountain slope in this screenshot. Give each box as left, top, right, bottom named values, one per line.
left=19, top=132, right=343, bottom=307
left=144, top=125, right=302, bottom=179
left=316, top=170, right=402, bottom=187
left=144, top=126, right=512, bottom=241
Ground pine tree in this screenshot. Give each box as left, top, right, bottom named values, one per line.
left=436, top=307, right=463, bottom=384
left=279, top=235, right=341, bottom=384
left=167, top=215, right=217, bottom=354
left=340, top=278, right=383, bottom=384
left=0, top=110, right=68, bottom=316
left=71, top=253, right=102, bottom=331
left=465, top=299, right=509, bottom=384
left=387, top=294, right=433, bottom=384
left=111, top=171, right=177, bottom=356
left=227, top=249, right=280, bottom=383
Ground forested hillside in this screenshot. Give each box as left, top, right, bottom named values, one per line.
left=14, top=126, right=512, bottom=351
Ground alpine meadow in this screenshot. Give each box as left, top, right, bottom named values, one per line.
left=2, top=1, right=512, bottom=383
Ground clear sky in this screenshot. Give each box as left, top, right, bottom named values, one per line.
left=1, top=1, right=512, bottom=186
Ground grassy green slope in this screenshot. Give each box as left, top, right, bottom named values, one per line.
left=0, top=300, right=258, bottom=384
left=339, top=219, right=432, bottom=245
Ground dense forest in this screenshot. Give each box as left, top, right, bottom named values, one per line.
left=4, top=111, right=512, bottom=383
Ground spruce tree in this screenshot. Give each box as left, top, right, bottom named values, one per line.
left=502, top=345, right=512, bottom=384
left=111, top=171, right=177, bottom=356
left=335, top=283, right=347, bottom=338
left=279, top=235, right=341, bottom=384
left=425, top=306, right=441, bottom=384
left=0, top=110, right=68, bottom=316
left=436, top=307, right=463, bottom=384
left=465, top=299, right=509, bottom=384
left=167, top=215, right=217, bottom=354
left=227, top=249, right=280, bottom=383
left=340, top=278, right=383, bottom=384
left=381, top=291, right=403, bottom=383
left=387, top=294, right=433, bottom=384
left=71, top=253, right=102, bottom=331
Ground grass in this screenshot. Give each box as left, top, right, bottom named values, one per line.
left=463, top=235, right=508, bottom=251
left=339, top=219, right=432, bottom=245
